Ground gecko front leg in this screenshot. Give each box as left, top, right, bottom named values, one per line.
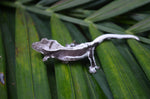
left=43, top=56, right=50, bottom=61
left=88, top=47, right=100, bottom=73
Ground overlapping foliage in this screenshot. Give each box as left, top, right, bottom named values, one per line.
left=0, top=0, right=150, bottom=99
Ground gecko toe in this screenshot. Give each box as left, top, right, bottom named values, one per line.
left=95, top=66, right=100, bottom=70
left=89, top=66, right=97, bottom=73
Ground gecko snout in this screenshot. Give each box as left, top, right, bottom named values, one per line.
left=32, top=42, right=37, bottom=49
left=32, top=42, right=42, bottom=51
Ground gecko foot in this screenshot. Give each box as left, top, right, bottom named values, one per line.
left=43, top=56, right=49, bottom=61
left=89, top=66, right=100, bottom=73
left=89, top=66, right=97, bottom=73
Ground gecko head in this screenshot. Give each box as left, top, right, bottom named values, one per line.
left=32, top=38, right=64, bottom=54
left=32, top=38, right=55, bottom=54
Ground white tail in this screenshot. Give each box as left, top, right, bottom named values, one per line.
left=91, top=34, right=139, bottom=45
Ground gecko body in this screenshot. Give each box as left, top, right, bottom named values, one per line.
left=32, top=34, right=139, bottom=73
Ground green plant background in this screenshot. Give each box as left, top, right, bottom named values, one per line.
left=0, top=0, right=150, bottom=99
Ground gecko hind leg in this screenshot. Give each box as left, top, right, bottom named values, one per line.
left=88, top=48, right=100, bottom=73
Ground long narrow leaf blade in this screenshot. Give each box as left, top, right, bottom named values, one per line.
left=51, top=14, right=93, bottom=99
left=30, top=13, right=57, bottom=99
left=101, top=22, right=150, bottom=94
left=15, top=9, right=34, bottom=99
left=86, top=0, right=150, bottom=22
left=0, top=30, right=8, bottom=99
left=127, top=40, right=150, bottom=80
left=126, top=16, right=150, bottom=34
left=29, top=13, right=51, bottom=39
left=89, top=23, right=149, bottom=98
left=0, top=9, right=17, bottom=99
left=48, top=0, right=91, bottom=11
left=69, top=62, right=90, bottom=99
left=18, top=0, right=32, bottom=3
left=51, top=14, right=75, bottom=99
left=99, top=21, right=150, bottom=81
left=27, top=13, right=52, bottom=99
left=51, top=14, right=76, bottom=99
left=65, top=22, right=110, bottom=99
left=124, top=18, right=150, bottom=80
left=37, top=0, right=58, bottom=6
left=15, top=9, right=52, bottom=99
left=113, top=40, right=150, bottom=95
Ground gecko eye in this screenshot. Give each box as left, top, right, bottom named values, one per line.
left=41, top=38, right=49, bottom=44
left=49, top=41, right=54, bottom=49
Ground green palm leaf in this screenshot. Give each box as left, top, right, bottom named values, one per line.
left=86, top=0, right=150, bottom=22
left=0, top=0, right=150, bottom=99
left=48, top=0, right=91, bottom=11
left=89, top=24, right=149, bottom=98
left=51, top=14, right=75, bottom=99
left=65, top=22, right=112, bottom=99
left=127, top=40, right=150, bottom=80
left=127, top=16, right=150, bottom=34
left=0, top=29, right=7, bottom=99
left=15, top=9, right=51, bottom=99
left=0, top=9, right=17, bottom=99
left=15, top=9, right=34, bottom=99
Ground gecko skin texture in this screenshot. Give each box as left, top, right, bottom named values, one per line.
left=32, top=34, right=139, bottom=73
